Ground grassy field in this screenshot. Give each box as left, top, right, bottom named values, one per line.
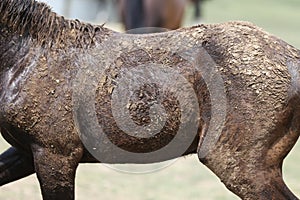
left=1, top=0, right=300, bottom=199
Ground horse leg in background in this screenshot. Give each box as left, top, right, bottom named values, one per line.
left=121, top=0, right=145, bottom=30
left=193, top=0, right=201, bottom=19
left=143, top=0, right=162, bottom=28
left=31, top=144, right=83, bottom=200
left=162, top=0, right=186, bottom=29
left=198, top=105, right=300, bottom=199
left=0, top=147, right=34, bottom=186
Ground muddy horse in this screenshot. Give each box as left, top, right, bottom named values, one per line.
left=1, top=0, right=300, bottom=199
left=118, top=0, right=188, bottom=31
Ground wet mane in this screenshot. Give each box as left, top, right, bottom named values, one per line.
left=0, top=0, right=109, bottom=47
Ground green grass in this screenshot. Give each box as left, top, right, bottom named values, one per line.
left=202, top=0, right=300, bottom=48
left=1, top=0, right=300, bottom=199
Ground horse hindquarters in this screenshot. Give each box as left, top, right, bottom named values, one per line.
left=198, top=100, right=300, bottom=199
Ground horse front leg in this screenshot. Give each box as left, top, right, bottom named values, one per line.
left=0, top=147, right=34, bottom=186
left=31, top=144, right=83, bottom=200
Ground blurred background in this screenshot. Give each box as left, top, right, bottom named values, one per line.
left=1, top=0, right=300, bottom=199
left=35, top=0, right=300, bottom=47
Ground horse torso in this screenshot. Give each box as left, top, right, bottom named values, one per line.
left=0, top=22, right=299, bottom=164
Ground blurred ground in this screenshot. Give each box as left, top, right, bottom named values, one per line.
left=1, top=0, right=300, bottom=199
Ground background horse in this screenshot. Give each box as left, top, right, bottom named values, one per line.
left=118, top=0, right=189, bottom=31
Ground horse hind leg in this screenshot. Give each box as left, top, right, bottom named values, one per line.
left=0, top=147, right=34, bottom=186
left=197, top=116, right=300, bottom=200
left=256, top=110, right=300, bottom=199
left=261, top=127, right=300, bottom=200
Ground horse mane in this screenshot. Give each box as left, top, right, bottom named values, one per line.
left=0, top=0, right=109, bottom=47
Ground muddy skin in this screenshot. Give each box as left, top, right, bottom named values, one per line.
left=0, top=0, right=300, bottom=200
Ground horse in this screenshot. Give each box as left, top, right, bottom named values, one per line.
left=118, top=0, right=188, bottom=31
left=1, top=0, right=300, bottom=199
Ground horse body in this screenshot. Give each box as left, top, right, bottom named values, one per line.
left=1, top=0, right=300, bottom=200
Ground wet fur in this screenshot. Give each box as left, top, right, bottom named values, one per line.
left=1, top=0, right=300, bottom=200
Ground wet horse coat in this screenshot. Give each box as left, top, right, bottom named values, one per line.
left=1, top=0, right=300, bottom=199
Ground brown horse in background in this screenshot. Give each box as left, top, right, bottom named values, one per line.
left=118, top=0, right=191, bottom=31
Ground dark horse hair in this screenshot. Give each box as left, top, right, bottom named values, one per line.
left=0, top=0, right=60, bottom=41
left=0, top=0, right=108, bottom=48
